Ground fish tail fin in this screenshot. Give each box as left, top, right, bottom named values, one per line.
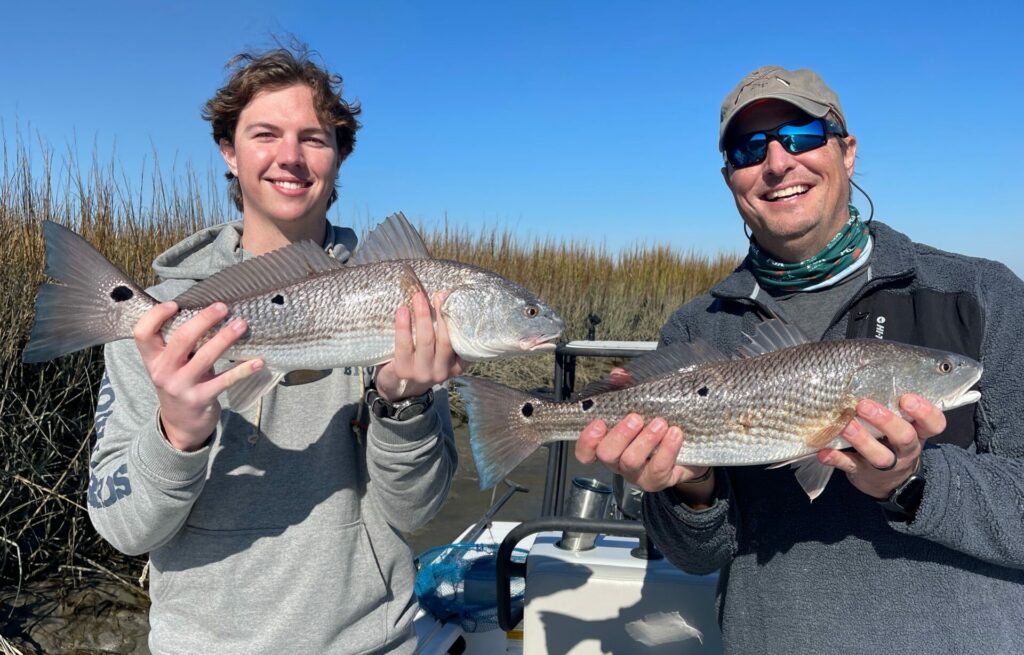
left=455, top=376, right=548, bottom=489
left=22, top=221, right=154, bottom=363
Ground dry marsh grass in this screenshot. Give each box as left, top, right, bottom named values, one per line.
left=0, top=135, right=739, bottom=590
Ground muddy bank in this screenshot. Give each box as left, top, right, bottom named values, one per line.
left=1, top=573, right=149, bottom=654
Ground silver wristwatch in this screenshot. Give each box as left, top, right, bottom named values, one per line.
left=365, top=387, right=434, bottom=421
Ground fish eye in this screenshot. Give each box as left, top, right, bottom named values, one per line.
left=523, top=304, right=539, bottom=318
left=938, top=359, right=953, bottom=374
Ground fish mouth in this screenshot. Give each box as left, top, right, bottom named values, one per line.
left=939, top=390, right=980, bottom=411
left=937, top=367, right=984, bottom=411
left=519, top=334, right=561, bottom=352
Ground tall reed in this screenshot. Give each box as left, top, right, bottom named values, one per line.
left=0, top=132, right=739, bottom=589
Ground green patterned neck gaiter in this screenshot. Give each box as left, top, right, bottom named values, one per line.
left=748, top=205, right=871, bottom=292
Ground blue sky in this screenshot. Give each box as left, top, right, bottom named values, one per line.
left=3, top=0, right=1022, bottom=275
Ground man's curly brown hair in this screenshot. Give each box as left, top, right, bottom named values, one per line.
left=202, top=45, right=362, bottom=212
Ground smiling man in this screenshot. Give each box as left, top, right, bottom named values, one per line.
left=87, top=46, right=460, bottom=654
left=576, top=66, right=1024, bottom=653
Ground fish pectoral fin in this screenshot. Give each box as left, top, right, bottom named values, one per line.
left=805, top=408, right=856, bottom=449
left=398, top=263, right=429, bottom=308
left=226, top=365, right=286, bottom=411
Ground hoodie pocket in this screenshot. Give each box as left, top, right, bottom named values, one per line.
left=149, top=519, right=391, bottom=654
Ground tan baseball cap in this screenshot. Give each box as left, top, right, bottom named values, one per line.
left=719, top=65, right=847, bottom=150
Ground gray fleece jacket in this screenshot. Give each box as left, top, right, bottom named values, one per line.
left=87, top=221, right=457, bottom=655
left=643, top=222, right=1024, bottom=655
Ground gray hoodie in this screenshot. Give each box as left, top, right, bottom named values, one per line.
left=643, top=222, right=1024, bottom=655
left=88, top=221, right=457, bottom=655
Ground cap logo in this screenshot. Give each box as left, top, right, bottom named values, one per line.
left=734, top=69, right=790, bottom=105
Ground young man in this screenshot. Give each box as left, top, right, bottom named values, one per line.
left=88, top=47, right=459, bottom=654
left=576, top=66, right=1024, bottom=653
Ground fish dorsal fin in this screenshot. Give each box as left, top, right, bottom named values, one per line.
left=626, top=338, right=728, bottom=381
left=174, top=241, right=344, bottom=309
left=347, top=212, right=432, bottom=266
left=578, top=339, right=727, bottom=397
left=736, top=319, right=812, bottom=358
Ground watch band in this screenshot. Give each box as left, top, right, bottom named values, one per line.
left=365, top=387, right=434, bottom=421
left=878, top=458, right=925, bottom=518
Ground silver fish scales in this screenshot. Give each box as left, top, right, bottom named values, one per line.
left=159, top=256, right=550, bottom=370
left=457, top=321, right=982, bottom=499
left=22, top=213, right=564, bottom=409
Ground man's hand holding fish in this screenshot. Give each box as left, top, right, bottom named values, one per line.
left=819, top=395, right=947, bottom=500
left=373, top=291, right=467, bottom=402
left=135, top=301, right=259, bottom=452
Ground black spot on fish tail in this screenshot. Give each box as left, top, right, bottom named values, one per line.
left=521, top=402, right=534, bottom=418
left=110, top=286, right=133, bottom=302
left=697, top=386, right=709, bottom=397
left=580, top=398, right=595, bottom=411
left=271, top=294, right=285, bottom=305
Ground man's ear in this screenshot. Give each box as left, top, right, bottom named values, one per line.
left=720, top=164, right=733, bottom=188
left=219, top=138, right=238, bottom=176
left=842, top=134, right=857, bottom=178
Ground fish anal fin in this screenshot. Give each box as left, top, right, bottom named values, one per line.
left=226, top=365, right=286, bottom=411
left=792, top=457, right=836, bottom=501
left=767, top=454, right=836, bottom=501
left=804, top=407, right=856, bottom=449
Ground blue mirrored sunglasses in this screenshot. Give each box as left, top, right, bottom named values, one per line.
left=724, top=117, right=846, bottom=169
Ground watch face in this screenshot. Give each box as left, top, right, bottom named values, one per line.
left=395, top=390, right=434, bottom=421
left=394, top=401, right=425, bottom=421
left=881, top=474, right=925, bottom=518
left=895, top=476, right=926, bottom=516
left=366, top=388, right=433, bottom=421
